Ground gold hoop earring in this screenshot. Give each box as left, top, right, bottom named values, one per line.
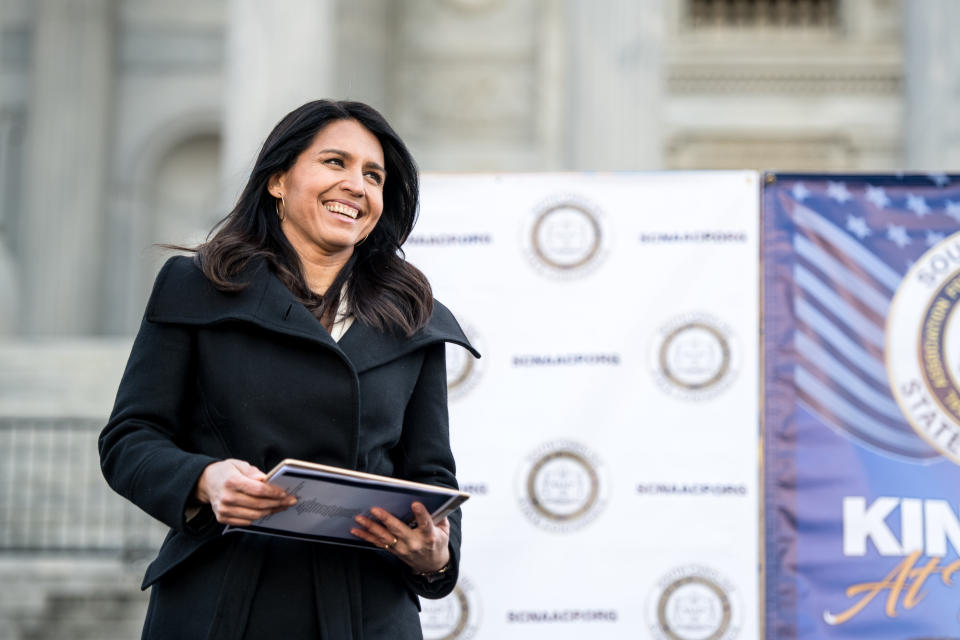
left=275, top=195, right=286, bottom=221
left=355, top=234, right=369, bottom=247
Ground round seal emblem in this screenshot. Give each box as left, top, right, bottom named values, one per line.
left=646, top=566, right=741, bottom=640
left=446, top=324, right=483, bottom=401
left=419, top=578, right=480, bottom=640
left=888, top=233, right=960, bottom=463
left=651, top=314, right=739, bottom=401
left=522, top=196, right=607, bottom=278
left=516, top=440, right=606, bottom=532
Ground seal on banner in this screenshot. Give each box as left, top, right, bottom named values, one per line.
left=888, top=232, right=960, bottom=464
left=516, top=440, right=607, bottom=532
left=446, top=322, right=483, bottom=401
left=523, top=196, right=607, bottom=277
left=646, top=565, right=741, bottom=640
left=419, top=577, right=481, bottom=640
left=650, top=313, right=739, bottom=401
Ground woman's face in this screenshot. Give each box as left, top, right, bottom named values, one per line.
left=269, top=119, right=385, bottom=261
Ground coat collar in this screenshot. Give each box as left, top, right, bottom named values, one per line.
left=146, top=256, right=479, bottom=373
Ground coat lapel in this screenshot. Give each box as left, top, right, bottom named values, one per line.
left=146, top=256, right=342, bottom=353
left=255, top=265, right=342, bottom=351
left=146, top=255, right=480, bottom=371
left=337, top=300, right=480, bottom=373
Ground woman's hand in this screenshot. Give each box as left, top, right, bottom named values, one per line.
left=195, top=458, right=296, bottom=526
left=351, top=502, right=451, bottom=574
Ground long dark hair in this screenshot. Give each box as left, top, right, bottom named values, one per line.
left=192, top=100, right=432, bottom=336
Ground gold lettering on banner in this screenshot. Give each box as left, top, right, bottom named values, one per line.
left=946, top=390, right=960, bottom=417
left=945, top=275, right=960, bottom=300
left=917, top=271, right=960, bottom=425
left=824, top=552, right=960, bottom=625
left=921, top=298, right=949, bottom=389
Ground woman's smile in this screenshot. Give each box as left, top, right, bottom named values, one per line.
left=324, top=199, right=361, bottom=220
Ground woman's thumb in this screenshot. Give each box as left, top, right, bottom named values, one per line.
left=232, top=459, right=267, bottom=481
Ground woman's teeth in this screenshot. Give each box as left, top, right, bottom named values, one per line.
left=325, top=202, right=359, bottom=219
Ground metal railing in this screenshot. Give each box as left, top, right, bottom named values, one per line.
left=0, top=417, right=167, bottom=557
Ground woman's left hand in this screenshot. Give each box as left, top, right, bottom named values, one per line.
left=351, top=502, right=450, bottom=573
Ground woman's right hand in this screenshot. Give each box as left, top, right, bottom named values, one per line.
left=195, top=458, right=296, bottom=526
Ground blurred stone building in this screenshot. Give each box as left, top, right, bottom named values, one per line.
left=0, top=0, right=958, bottom=637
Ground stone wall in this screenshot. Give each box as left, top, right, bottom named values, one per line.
left=0, top=558, right=149, bottom=640
left=0, top=341, right=166, bottom=639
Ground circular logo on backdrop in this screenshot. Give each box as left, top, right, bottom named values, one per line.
left=888, top=232, right=960, bottom=464
left=516, top=440, right=607, bottom=532
left=650, top=314, right=739, bottom=401
left=419, top=577, right=481, bottom=640
left=523, top=197, right=607, bottom=277
left=446, top=323, right=483, bottom=401
left=646, top=566, right=741, bottom=640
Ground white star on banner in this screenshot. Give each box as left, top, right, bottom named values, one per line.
left=792, top=182, right=811, bottom=201
left=865, top=185, right=890, bottom=209
left=846, top=215, right=871, bottom=239
left=887, top=225, right=911, bottom=248
left=947, top=201, right=960, bottom=222
left=906, top=194, right=931, bottom=217
left=827, top=181, right=852, bottom=203
left=926, top=231, right=946, bottom=246
left=928, top=173, right=950, bottom=187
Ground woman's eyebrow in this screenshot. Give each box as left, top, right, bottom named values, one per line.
left=318, top=148, right=386, bottom=174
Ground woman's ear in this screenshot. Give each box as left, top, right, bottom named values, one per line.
left=267, top=173, right=285, bottom=198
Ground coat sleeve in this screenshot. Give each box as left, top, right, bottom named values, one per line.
left=394, top=342, right=462, bottom=599
left=98, top=258, right=221, bottom=535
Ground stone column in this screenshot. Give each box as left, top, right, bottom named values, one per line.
left=564, top=0, right=665, bottom=171
left=0, top=9, right=20, bottom=336
left=20, top=0, right=113, bottom=335
left=903, top=0, right=960, bottom=170
left=221, top=0, right=336, bottom=205
left=0, top=116, right=17, bottom=336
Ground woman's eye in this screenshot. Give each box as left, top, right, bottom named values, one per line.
left=365, top=172, right=384, bottom=185
left=325, top=158, right=344, bottom=167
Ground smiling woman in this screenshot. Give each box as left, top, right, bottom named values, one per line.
left=268, top=119, right=386, bottom=287
left=188, top=100, right=434, bottom=336
left=98, top=100, right=479, bottom=640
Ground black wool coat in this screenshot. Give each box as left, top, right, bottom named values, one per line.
left=99, top=256, right=478, bottom=640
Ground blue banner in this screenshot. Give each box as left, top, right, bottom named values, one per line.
left=763, top=173, right=960, bottom=638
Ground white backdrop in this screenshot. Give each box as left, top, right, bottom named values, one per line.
left=405, top=173, right=760, bottom=640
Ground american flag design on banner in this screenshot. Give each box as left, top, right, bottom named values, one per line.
left=765, top=173, right=960, bottom=461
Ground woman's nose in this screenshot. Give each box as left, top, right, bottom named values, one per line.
left=341, top=169, right=365, bottom=196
